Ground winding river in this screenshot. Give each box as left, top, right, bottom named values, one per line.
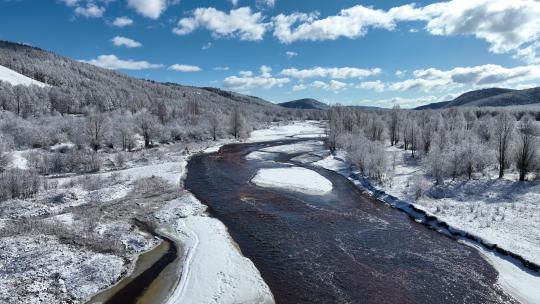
left=185, top=138, right=517, bottom=304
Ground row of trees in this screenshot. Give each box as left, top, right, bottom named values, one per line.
left=327, top=106, right=540, bottom=184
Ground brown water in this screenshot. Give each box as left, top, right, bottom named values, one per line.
left=185, top=139, right=517, bottom=304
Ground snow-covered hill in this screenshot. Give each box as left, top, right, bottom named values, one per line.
left=0, top=64, right=49, bottom=87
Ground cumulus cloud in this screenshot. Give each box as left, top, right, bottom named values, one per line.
left=422, top=0, right=540, bottom=54
left=311, top=80, right=348, bottom=92
left=388, top=64, right=540, bottom=92
left=270, top=0, right=540, bottom=61
left=128, top=0, right=167, bottom=19
left=285, top=51, right=298, bottom=58
left=223, top=65, right=290, bottom=90
left=168, top=64, right=202, bottom=72
left=173, top=7, right=270, bottom=41
left=395, top=70, right=407, bottom=78
left=281, top=66, right=381, bottom=79
left=113, top=16, right=134, bottom=27
left=292, top=83, right=307, bottom=91
left=60, top=0, right=109, bottom=18
left=356, top=80, right=385, bottom=92
left=74, top=3, right=105, bottom=18
left=272, top=6, right=395, bottom=44
left=111, top=36, right=142, bottom=48
left=80, top=55, right=163, bottom=70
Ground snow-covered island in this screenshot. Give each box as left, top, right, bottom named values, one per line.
left=252, top=167, right=333, bottom=195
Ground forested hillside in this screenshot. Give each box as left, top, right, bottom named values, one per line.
left=0, top=41, right=322, bottom=152
left=416, top=87, right=540, bottom=110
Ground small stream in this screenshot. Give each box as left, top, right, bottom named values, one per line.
left=185, top=139, right=517, bottom=304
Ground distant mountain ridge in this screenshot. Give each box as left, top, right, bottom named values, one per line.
left=279, top=98, right=330, bottom=110
left=416, top=87, right=540, bottom=109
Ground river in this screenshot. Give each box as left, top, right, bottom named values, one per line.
left=185, top=138, right=517, bottom=304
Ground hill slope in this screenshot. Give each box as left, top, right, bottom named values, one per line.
left=416, top=87, right=540, bottom=109
left=279, top=98, right=329, bottom=110
left=0, top=40, right=280, bottom=116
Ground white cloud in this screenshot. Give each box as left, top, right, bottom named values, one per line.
left=281, top=66, right=381, bottom=79
left=229, top=0, right=239, bottom=6
left=168, top=64, right=202, bottom=72
left=422, top=0, right=540, bottom=54
left=202, top=42, right=213, bottom=50
left=272, top=6, right=395, bottom=44
left=239, top=70, right=253, bottom=77
left=285, top=51, right=298, bottom=58
left=356, top=80, right=385, bottom=92
left=214, top=66, right=230, bottom=71
left=270, top=0, right=540, bottom=62
left=223, top=65, right=290, bottom=90
left=388, top=64, right=540, bottom=92
left=128, top=0, right=167, bottom=19
left=80, top=55, right=163, bottom=70
left=292, top=83, right=307, bottom=91
left=257, top=0, right=275, bottom=8
left=311, top=80, right=348, bottom=92
left=111, top=36, right=142, bottom=48
left=395, top=70, right=407, bottom=78
left=173, top=7, right=270, bottom=41
left=113, top=16, right=134, bottom=27
left=74, top=3, right=105, bottom=18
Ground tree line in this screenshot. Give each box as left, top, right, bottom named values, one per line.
left=327, top=105, right=540, bottom=184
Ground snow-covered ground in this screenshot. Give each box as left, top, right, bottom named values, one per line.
left=373, top=147, right=540, bottom=267
left=0, top=64, right=49, bottom=87
left=157, top=194, right=274, bottom=304
left=0, top=235, right=124, bottom=304
left=248, top=121, right=325, bottom=142
left=252, top=167, right=332, bottom=195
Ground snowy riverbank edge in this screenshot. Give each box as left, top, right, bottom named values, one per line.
left=156, top=124, right=302, bottom=304
left=314, top=154, right=540, bottom=304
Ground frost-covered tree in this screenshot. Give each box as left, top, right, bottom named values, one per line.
left=85, top=111, right=109, bottom=151
left=515, top=116, right=538, bottom=181
left=388, top=105, right=400, bottom=146
left=493, top=112, right=515, bottom=178
left=135, top=109, right=159, bottom=148
left=230, top=107, right=246, bottom=139
left=208, top=112, right=220, bottom=141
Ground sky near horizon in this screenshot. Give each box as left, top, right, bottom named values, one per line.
left=1, top=0, right=540, bottom=108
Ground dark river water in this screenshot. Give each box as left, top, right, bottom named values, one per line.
left=185, top=139, right=516, bottom=304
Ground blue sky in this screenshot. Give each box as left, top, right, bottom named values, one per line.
left=2, top=0, right=540, bottom=107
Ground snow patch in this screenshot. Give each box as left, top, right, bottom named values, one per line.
left=249, top=121, right=324, bottom=142
left=0, top=65, right=49, bottom=87
left=252, top=167, right=332, bottom=195
left=466, top=241, right=540, bottom=304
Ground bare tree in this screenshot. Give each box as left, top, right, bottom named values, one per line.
left=493, top=112, right=514, bottom=178
left=208, top=113, right=220, bottom=141
left=515, top=116, right=538, bottom=181
left=85, top=111, right=108, bottom=151
left=389, top=105, right=400, bottom=146
left=230, top=107, right=246, bottom=139
left=135, top=109, right=159, bottom=148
